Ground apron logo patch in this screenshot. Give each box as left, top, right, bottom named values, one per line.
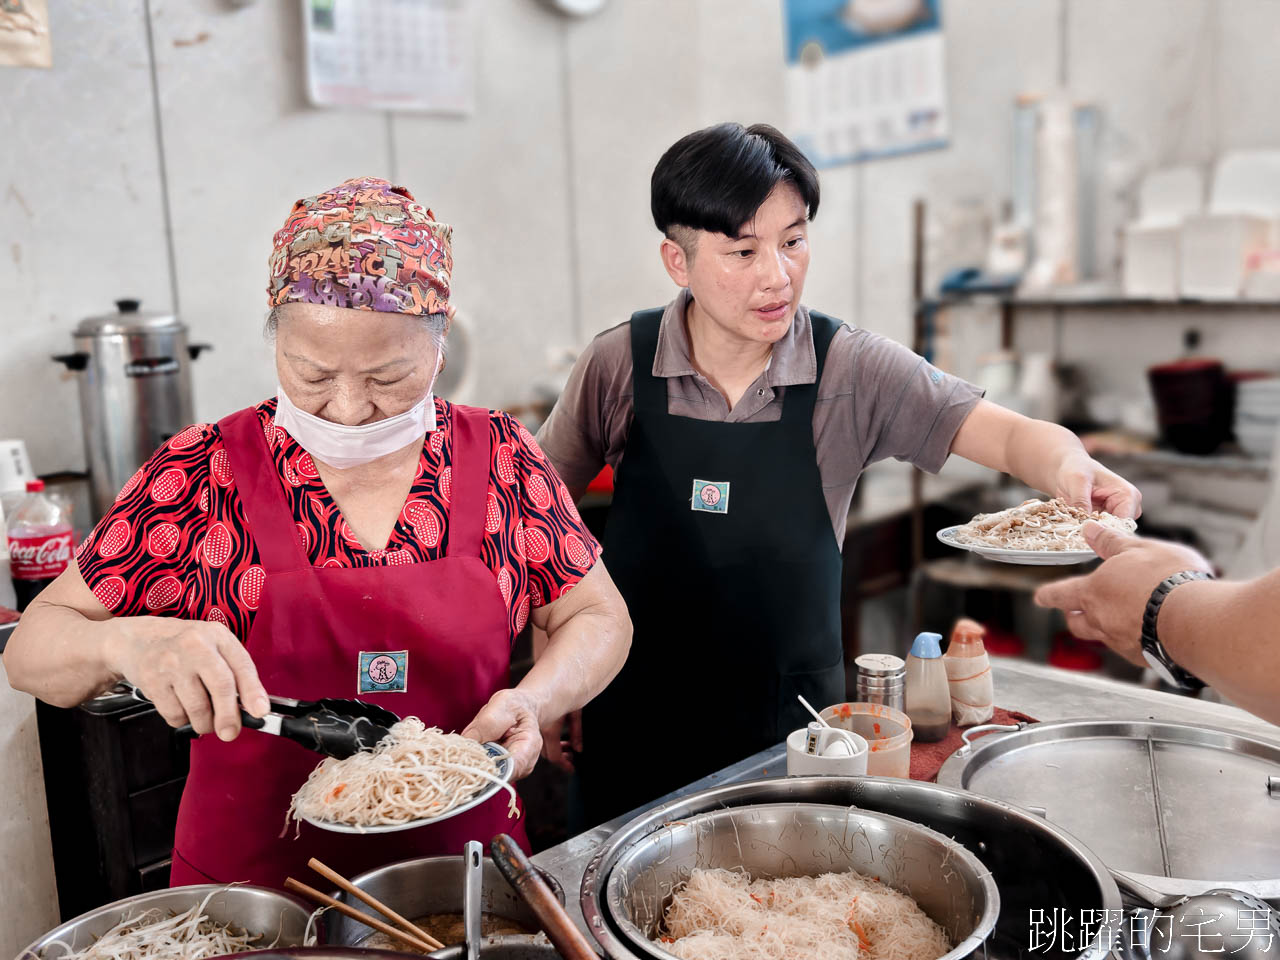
left=359, top=650, right=408, bottom=694
left=691, top=479, right=730, bottom=514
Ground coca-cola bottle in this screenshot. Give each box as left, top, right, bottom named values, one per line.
left=8, top=479, right=75, bottom=611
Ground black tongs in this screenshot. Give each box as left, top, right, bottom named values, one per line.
left=117, top=681, right=399, bottom=759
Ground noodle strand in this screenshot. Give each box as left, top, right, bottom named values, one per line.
left=289, top=718, right=518, bottom=829
left=656, top=868, right=952, bottom=960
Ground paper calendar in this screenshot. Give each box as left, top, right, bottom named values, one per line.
left=303, top=0, right=475, bottom=114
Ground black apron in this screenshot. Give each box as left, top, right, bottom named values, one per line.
left=578, top=307, right=845, bottom=827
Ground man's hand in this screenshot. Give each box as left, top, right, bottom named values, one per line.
left=462, top=688, right=544, bottom=780
left=540, top=709, right=583, bottom=774
left=1053, top=453, right=1143, bottom=519
left=1034, top=523, right=1212, bottom=664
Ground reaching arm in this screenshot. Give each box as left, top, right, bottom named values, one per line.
left=1035, top=524, right=1280, bottom=726
left=522, top=560, right=631, bottom=723
left=462, top=560, right=631, bottom=777
left=3, top=561, right=269, bottom=739
left=950, top=400, right=1142, bottom=518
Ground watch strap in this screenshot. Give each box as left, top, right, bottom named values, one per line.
left=1141, top=570, right=1213, bottom=690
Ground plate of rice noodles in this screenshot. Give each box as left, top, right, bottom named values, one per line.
left=937, top=497, right=1137, bottom=565
left=289, top=717, right=517, bottom=834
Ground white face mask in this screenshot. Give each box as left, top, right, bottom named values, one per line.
left=274, top=370, right=439, bottom=470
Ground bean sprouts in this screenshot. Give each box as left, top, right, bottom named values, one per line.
left=28, top=888, right=264, bottom=960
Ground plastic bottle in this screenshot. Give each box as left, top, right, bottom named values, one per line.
left=905, top=631, right=951, bottom=742
left=943, top=618, right=994, bottom=726
left=7, top=479, right=74, bottom=611
left=0, top=499, right=16, bottom=610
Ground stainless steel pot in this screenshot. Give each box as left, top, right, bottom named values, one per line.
left=52, top=298, right=210, bottom=520
left=937, top=719, right=1280, bottom=899
left=582, top=777, right=1123, bottom=960
left=429, top=943, right=564, bottom=959
left=324, top=854, right=564, bottom=948
left=604, top=802, right=998, bottom=960
left=241, top=949, right=563, bottom=960
left=19, top=885, right=311, bottom=957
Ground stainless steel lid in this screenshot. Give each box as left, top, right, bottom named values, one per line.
left=937, top=719, right=1280, bottom=899
left=73, top=299, right=183, bottom=337
left=854, top=653, right=906, bottom=677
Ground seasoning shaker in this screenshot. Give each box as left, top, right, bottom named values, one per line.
left=854, top=653, right=906, bottom=713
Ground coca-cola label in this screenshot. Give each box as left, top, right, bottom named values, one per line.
left=10, top=532, right=75, bottom=580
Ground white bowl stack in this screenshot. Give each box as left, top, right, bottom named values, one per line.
left=1236, top=377, right=1280, bottom=458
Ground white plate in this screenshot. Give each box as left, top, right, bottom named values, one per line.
left=300, top=742, right=513, bottom=834
left=936, top=525, right=1100, bottom=566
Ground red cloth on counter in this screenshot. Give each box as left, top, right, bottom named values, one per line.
left=908, top=706, right=1038, bottom=782
left=0, top=606, right=18, bottom=624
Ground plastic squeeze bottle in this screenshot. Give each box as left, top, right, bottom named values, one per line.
left=943, top=618, right=994, bottom=726
left=905, top=632, right=951, bottom=742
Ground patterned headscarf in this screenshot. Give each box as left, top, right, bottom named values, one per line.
left=268, top=177, right=451, bottom=315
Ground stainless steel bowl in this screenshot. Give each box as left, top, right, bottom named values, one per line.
left=604, top=802, right=999, bottom=960
left=582, top=777, right=1123, bottom=960
left=324, top=854, right=564, bottom=948
left=240, top=948, right=563, bottom=960
left=19, top=885, right=311, bottom=958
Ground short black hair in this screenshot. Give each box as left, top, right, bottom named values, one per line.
left=651, top=122, right=820, bottom=242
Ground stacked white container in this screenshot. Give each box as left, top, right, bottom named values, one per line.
left=1236, top=377, right=1280, bottom=460
left=1180, top=151, right=1280, bottom=299
left=1122, top=167, right=1204, bottom=299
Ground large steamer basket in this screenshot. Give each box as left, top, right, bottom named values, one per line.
left=19, top=885, right=311, bottom=957
left=582, top=777, right=1123, bottom=960
left=604, top=803, right=998, bottom=960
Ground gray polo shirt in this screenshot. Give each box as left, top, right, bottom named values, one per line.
left=536, top=289, right=984, bottom=546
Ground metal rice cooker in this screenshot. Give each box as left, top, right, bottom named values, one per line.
left=54, top=299, right=211, bottom=520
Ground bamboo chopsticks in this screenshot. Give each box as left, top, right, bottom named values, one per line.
left=285, top=855, right=446, bottom=953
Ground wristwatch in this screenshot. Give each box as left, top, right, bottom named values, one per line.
left=1141, top=570, right=1213, bottom=690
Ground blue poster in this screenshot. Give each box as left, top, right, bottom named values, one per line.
left=784, top=0, right=949, bottom=167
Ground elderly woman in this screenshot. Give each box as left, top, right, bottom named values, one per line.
left=3, top=177, right=631, bottom=888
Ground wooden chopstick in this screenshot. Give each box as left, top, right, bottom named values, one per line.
left=284, top=877, right=436, bottom=953
left=307, top=856, right=445, bottom=951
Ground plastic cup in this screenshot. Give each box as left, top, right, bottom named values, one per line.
left=821, top=701, right=914, bottom=778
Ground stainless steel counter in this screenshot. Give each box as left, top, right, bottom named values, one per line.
left=529, top=657, right=1280, bottom=935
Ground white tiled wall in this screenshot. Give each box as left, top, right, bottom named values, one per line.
left=1, top=0, right=1276, bottom=477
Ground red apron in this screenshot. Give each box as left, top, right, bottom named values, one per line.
left=170, top=404, right=527, bottom=889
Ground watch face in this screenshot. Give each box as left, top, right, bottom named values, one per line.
left=547, top=0, right=608, bottom=15
left=1142, top=649, right=1180, bottom=688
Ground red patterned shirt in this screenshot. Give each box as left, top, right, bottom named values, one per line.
left=76, top=398, right=601, bottom=642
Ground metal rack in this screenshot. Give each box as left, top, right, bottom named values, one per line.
left=906, top=198, right=1278, bottom=610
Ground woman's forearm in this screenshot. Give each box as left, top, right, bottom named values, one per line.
left=521, top=564, right=631, bottom=726
left=4, top=597, right=122, bottom=707
left=952, top=400, right=1085, bottom=493
left=1003, top=417, right=1086, bottom=496
left=519, top=606, right=630, bottom=727
left=1158, top=572, right=1280, bottom=725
